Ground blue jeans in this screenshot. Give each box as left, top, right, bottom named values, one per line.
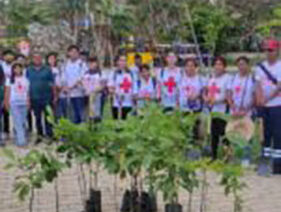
left=56, top=98, right=67, bottom=119
left=70, top=97, right=85, bottom=124
left=11, top=104, right=27, bottom=146
left=31, top=100, right=53, bottom=137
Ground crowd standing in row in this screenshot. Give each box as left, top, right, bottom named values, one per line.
left=0, top=39, right=280, bottom=175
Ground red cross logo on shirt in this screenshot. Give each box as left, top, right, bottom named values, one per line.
left=120, top=77, right=132, bottom=93
left=235, top=85, right=241, bottom=94
left=164, top=77, right=176, bottom=94
left=16, top=82, right=25, bottom=94
left=208, top=83, right=220, bottom=98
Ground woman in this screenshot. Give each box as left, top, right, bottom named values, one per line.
left=227, top=56, right=256, bottom=166
left=47, top=52, right=67, bottom=119
left=83, top=57, right=106, bottom=121
left=47, top=52, right=60, bottom=105
left=179, top=58, right=205, bottom=113
left=5, top=63, right=30, bottom=147
left=227, top=56, right=256, bottom=117
left=157, top=52, right=181, bottom=112
left=204, top=56, right=231, bottom=160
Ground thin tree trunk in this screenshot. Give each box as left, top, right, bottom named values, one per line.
left=187, top=191, right=193, bottom=212
left=200, top=169, right=208, bottom=212
left=55, top=179, right=60, bottom=212
left=29, top=187, right=34, bottom=212
left=114, top=176, right=119, bottom=212
left=77, top=165, right=88, bottom=209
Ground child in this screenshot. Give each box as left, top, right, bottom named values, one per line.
left=83, top=57, right=105, bottom=121
left=135, top=64, right=157, bottom=109
left=5, top=63, right=30, bottom=147
left=108, top=55, right=136, bottom=120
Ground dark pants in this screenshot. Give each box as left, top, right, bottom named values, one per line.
left=70, top=97, right=85, bottom=124
left=0, top=104, right=3, bottom=144
left=32, top=100, right=53, bottom=137
left=3, top=109, right=9, bottom=134
left=56, top=98, right=67, bottom=119
left=211, top=118, right=227, bottom=160
left=112, top=107, right=132, bottom=120
left=262, top=106, right=281, bottom=174
left=27, top=110, right=33, bottom=132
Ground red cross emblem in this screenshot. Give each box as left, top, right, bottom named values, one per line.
left=16, top=82, right=25, bottom=94
left=164, top=77, right=176, bottom=94
left=208, top=83, right=220, bottom=98
left=120, top=77, right=132, bottom=93
left=235, top=85, right=241, bottom=94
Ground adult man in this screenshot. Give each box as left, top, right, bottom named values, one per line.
left=63, top=45, right=88, bottom=124
left=255, top=39, right=281, bottom=175
left=27, top=53, right=54, bottom=143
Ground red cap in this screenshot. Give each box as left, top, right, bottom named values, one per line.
left=262, top=39, right=280, bottom=50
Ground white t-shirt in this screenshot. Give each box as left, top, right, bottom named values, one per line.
left=63, top=59, right=88, bottom=98
left=206, top=73, right=231, bottom=113
left=6, top=76, right=29, bottom=105
left=82, top=71, right=104, bottom=96
left=2, top=61, right=12, bottom=78
left=135, top=77, right=157, bottom=107
left=228, top=73, right=255, bottom=115
left=157, top=67, right=181, bottom=108
left=255, top=60, right=281, bottom=107
left=54, top=66, right=67, bottom=99
left=51, top=67, right=59, bottom=78
left=108, top=70, right=136, bottom=107
left=179, top=74, right=206, bottom=112
left=130, top=65, right=140, bottom=80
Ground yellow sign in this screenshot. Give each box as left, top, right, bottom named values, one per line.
left=127, top=52, right=153, bottom=67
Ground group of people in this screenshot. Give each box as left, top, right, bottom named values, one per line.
left=0, top=39, right=280, bottom=175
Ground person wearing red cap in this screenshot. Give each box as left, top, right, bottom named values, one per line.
left=255, top=39, right=281, bottom=175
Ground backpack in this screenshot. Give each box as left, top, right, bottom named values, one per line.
left=113, top=69, right=134, bottom=83
left=137, top=77, right=157, bottom=90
